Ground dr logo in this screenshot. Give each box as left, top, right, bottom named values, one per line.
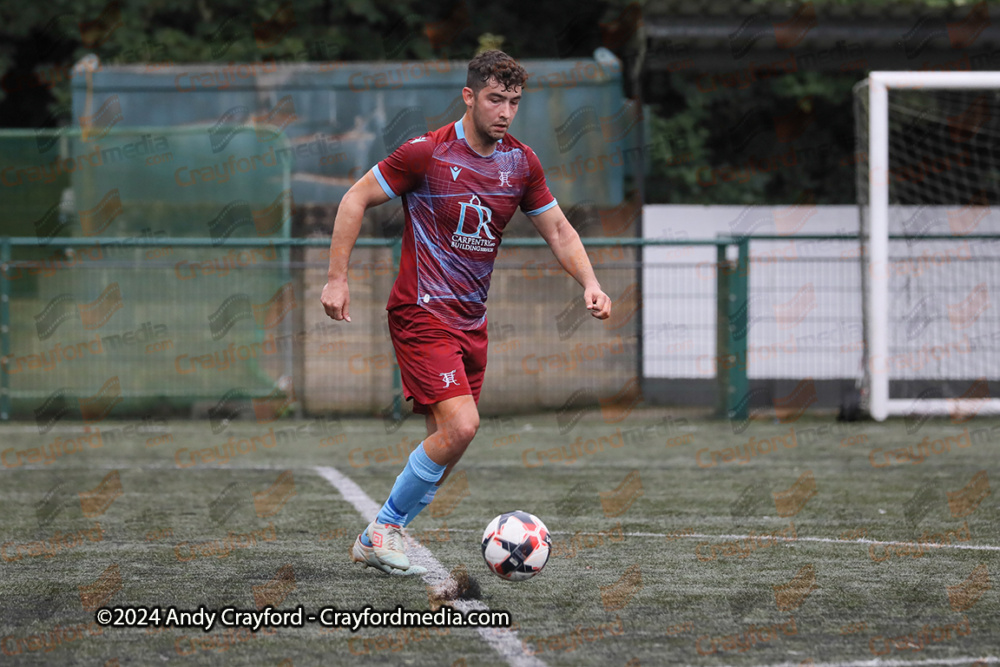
left=455, top=195, right=494, bottom=239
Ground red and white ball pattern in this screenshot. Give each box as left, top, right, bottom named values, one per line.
left=481, top=511, right=551, bottom=581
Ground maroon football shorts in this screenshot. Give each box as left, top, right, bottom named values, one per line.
left=387, top=304, right=488, bottom=415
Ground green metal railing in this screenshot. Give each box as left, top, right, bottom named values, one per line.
left=0, top=235, right=750, bottom=421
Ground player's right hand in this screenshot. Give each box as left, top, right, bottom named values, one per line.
left=321, top=279, right=351, bottom=322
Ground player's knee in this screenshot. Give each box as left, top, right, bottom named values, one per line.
left=447, top=413, right=479, bottom=447
left=455, top=422, right=479, bottom=448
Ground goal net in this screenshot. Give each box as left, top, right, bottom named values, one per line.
left=855, top=72, right=1000, bottom=421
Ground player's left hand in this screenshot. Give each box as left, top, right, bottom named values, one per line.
left=584, top=285, right=611, bottom=320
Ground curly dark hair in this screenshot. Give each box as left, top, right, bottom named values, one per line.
left=466, top=50, right=528, bottom=95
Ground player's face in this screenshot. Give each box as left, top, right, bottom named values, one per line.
left=471, top=79, right=521, bottom=142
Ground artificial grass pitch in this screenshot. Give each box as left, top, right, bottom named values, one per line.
left=0, top=412, right=997, bottom=666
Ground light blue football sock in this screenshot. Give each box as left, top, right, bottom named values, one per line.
left=372, top=442, right=446, bottom=530
left=402, top=488, right=438, bottom=527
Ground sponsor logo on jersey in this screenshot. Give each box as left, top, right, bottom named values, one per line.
left=451, top=195, right=497, bottom=253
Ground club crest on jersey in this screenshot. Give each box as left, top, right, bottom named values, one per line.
left=498, top=170, right=512, bottom=187
left=451, top=195, right=497, bottom=253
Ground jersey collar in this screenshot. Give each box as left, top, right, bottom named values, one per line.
left=454, top=119, right=501, bottom=156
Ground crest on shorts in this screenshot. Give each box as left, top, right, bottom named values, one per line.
left=440, top=370, right=459, bottom=388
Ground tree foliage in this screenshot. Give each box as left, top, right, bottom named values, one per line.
left=646, top=70, right=861, bottom=204
left=0, top=0, right=976, bottom=203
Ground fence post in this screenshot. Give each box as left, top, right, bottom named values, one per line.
left=716, top=240, right=750, bottom=421
left=727, top=239, right=750, bottom=421
left=715, top=245, right=729, bottom=418
left=0, top=237, right=10, bottom=420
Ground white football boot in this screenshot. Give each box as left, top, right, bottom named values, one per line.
left=351, top=521, right=427, bottom=576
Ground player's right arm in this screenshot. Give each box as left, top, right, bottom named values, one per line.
left=321, top=171, right=391, bottom=322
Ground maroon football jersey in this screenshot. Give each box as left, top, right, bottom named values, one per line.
left=373, top=119, right=557, bottom=330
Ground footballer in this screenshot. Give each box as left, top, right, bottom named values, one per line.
left=320, top=50, right=612, bottom=575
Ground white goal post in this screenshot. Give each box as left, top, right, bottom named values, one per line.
left=866, top=71, right=1000, bottom=421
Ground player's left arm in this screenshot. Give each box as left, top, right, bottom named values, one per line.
left=529, top=204, right=612, bottom=320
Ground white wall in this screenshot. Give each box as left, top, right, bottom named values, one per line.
left=642, top=204, right=1000, bottom=380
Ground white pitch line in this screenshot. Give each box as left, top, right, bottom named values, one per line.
left=415, top=529, right=1000, bottom=553
left=14, top=453, right=996, bottom=558
left=732, top=657, right=998, bottom=667
left=663, top=532, right=1000, bottom=553
left=313, top=466, right=546, bottom=667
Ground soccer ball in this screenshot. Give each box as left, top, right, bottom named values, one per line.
left=481, top=510, right=551, bottom=581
